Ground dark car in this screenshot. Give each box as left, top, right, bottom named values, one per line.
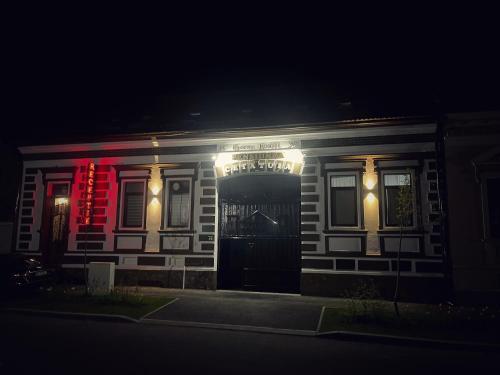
left=0, top=254, right=55, bottom=293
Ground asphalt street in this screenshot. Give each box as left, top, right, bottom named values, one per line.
left=0, top=313, right=498, bottom=374
left=146, top=294, right=322, bottom=331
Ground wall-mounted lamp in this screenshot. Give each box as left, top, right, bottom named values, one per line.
left=366, top=192, right=376, bottom=203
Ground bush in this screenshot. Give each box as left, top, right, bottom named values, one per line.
left=343, top=278, right=384, bottom=323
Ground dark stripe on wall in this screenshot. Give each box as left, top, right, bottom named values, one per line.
left=358, top=260, right=389, bottom=271
left=185, top=257, right=214, bottom=267
left=304, top=157, right=317, bottom=165
left=302, top=166, right=317, bottom=174
left=302, top=258, right=333, bottom=270
left=77, top=216, right=107, bottom=224
left=63, top=256, right=119, bottom=264
left=200, top=197, right=215, bottom=205
left=20, top=225, right=30, bottom=232
left=19, top=234, right=32, bottom=241
left=21, top=217, right=33, bottom=224
left=301, top=224, right=317, bottom=232
left=301, top=194, right=319, bottom=202
left=301, top=214, right=319, bottom=222
left=202, top=206, right=215, bottom=214
left=201, top=243, right=214, bottom=251
left=336, top=259, right=355, bottom=270
left=78, top=225, right=104, bottom=232
left=301, top=176, right=317, bottom=183
left=23, top=192, right=34, bottom=199
left=19, top=242, right=29, bottom=249
left=203, top=170, right=215, bottom=178
left=76, top=242, right=104, bottom=250
left=22, top=200, right=35, bottom=207
left=23, top=184, right=36, bottom=191
left=301, top=243, right=317, bottom=252
left=301, top=204, right=317, bottom=212
left=200, top=216, right=215, bottom=223
left=301, top=233, right=320, bottom=242
left=25, top=168, right=38, bottom=174
left=24, top=176, right=35, bottom=183
left=199, top=234, right=214, bottom=242
left=301, top=185, right=316, bottom=193
left=200, top=161, right=215, bottom=169
left=201, top=225, right=215, bottom=233
left=302, top=133, right=435, bottom=149
left=21, top=208, right=32, bottom=216
left=76, top=234, right=106, bottom=241
left=200, top=179, right=216, bottom=187
left=137, top=257, right=166, bottom=266
left=390, top=260, right=412, bottom=272
left=23, top=145, right=218, bottom=161
left=202, top=188, right=216, bottom=196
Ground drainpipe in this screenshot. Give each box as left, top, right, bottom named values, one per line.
left=435, top=114, right=454, bottom=302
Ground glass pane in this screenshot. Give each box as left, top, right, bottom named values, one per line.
left=332, top=188, right=357, bottom=226
left=385, top=187, right=399, bottom=226
left=124, top=193, right=144, bottom=227
left=384, top=174, right=411, bottom=186
left=125, top=181, right=144, bottom=193
left=168, top=180, right=191, bottom=227
left=52, top=184, right=68, bottom=196
left=487, top=178, right=500, bottom=238
left=331, top=175, right=356, bottom=187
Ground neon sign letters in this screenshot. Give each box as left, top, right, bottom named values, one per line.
left=84, top=161, right=95, bottom=225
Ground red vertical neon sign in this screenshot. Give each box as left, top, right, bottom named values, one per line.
left=84, top=161, right=95, bottom=225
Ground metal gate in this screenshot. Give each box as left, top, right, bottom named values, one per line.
left=217, top=175, right=300, bottom=293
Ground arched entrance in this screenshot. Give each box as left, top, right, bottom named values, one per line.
left=217, top=174, right=301, bottom=293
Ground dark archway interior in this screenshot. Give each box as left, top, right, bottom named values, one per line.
left=218, top=174, right=300, bottom=204
left=217, top=173, right=301, bottom=293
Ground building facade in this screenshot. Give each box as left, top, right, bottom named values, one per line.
left=445, top=112, right=500, bottom=303
left=13, top=117, right=448, bottom=300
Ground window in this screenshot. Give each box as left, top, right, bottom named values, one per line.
left=329, top=174, right=358, bottom=227
left=383, top=173, right=413, bottom=227
left=165, top=179, right=192, bottom=229
left=121, top=181, right=146, bottom=228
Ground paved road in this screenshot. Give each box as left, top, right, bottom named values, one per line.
left=146, top=294, right=323, bottom=331
left=0, top=313, right=498, bottom=374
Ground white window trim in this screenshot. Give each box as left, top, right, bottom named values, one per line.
left=164, top=177, right=192, bottom=230
left=327, top=171, right=362, bottom=230
left=119, top=179, right=147, bottom=230
left=380, top=169, right=418, bottom=230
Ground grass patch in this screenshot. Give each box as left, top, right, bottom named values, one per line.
left=320, top=302, right=500, bottom=344
left=3, top=286, right=174, bottom=320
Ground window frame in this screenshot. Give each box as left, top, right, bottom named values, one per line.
left=327, top=171, right=362, bottom=230
left=380, top=169, right=418, bottom=230
left=118, top=179, right=147, bottom=230
left=162, top=177, right=193, bottom=231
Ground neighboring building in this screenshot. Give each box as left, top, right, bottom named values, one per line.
left=13, top=116, right=448, bottom=300
left=444, top=111, right=500, bottom=303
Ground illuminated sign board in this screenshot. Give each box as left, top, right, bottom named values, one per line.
left=214, top=149, right=304, bottom=178
left=84, top=161, right=95, bottom=225
left=218, top=140, right=299, bottom=153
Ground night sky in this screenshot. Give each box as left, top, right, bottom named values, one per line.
left=1, top=7, right=499, bottom=220
left=3, top=7, right=500, bottom=146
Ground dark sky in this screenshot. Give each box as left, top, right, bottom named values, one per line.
left=4, top=6, right=500, bottom=146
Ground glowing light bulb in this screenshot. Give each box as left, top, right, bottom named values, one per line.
left=366, top=192, right=376, bottom=203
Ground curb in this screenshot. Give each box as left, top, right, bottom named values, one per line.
left=2, top=308, right=139, bottom=323
left=3, top=308, right=499, bottom=351
left=141, top=318, right=317, bottom=336
left=317, top=330, right=500, bottom=352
